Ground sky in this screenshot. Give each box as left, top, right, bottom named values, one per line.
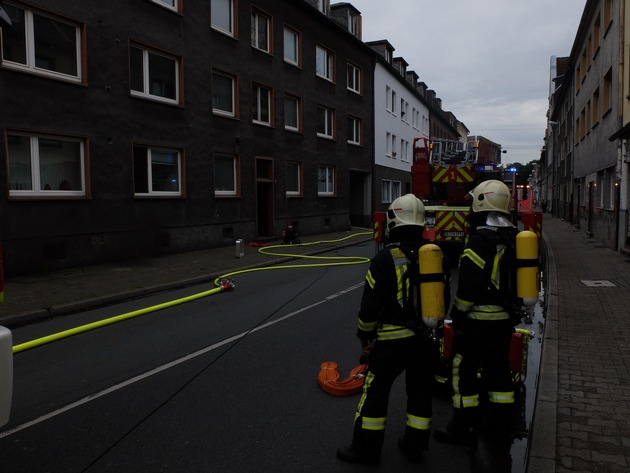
left=353, top=0, right=587, bottom=165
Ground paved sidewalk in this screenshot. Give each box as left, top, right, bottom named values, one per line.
left=528, top=215, right=630, bottom=473
left=3, top=216, right=630, bottom=472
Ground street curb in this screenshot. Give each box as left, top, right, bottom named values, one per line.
left=526, top=230, right=558, bottom=473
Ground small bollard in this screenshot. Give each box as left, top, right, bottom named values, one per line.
left=235, top=239, right=245, bottom=258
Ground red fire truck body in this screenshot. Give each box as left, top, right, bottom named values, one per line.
left=411, top=135, right=504, bottom=246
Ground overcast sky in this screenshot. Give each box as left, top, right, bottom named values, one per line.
left=353, top=0, right=587, bottom=165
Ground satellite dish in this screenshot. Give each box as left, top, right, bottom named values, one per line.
left=0, top=5, right=12, bottom=28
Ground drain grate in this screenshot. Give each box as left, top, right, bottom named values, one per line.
left=581, top=280, right=616, bottom=287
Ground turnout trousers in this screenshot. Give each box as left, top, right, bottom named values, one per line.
left=351, top=334, right=436, bottom=454
left=450, top=320, right=515, bottom=430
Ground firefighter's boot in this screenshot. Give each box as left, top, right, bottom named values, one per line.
left=398, top=426, right=430, bottom=463
left=336, top=424, right=383, bottom=465
left=434, top=408, right=477, bottom=446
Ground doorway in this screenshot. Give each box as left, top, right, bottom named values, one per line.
left=256, top=157, right=274, bottom=239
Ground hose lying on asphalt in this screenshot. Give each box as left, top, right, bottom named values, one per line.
left=13, top=231, right=372, bottom=354
left=317, top=361, right=368, bottom=396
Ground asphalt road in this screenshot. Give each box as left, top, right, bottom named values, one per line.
left=0, top=241, right=532, bottom=473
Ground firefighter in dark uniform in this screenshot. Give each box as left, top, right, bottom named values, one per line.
left=435, top=179, right=519, bottom=446
left=337, top=194, right=450, bottom=465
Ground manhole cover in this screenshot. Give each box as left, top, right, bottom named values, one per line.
left=581, top=280, right=616, bottom=287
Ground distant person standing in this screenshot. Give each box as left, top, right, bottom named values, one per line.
left=541, top=199, right=547, bottom=213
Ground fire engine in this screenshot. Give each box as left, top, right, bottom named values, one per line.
left=411, top=135, right=504, bottom=247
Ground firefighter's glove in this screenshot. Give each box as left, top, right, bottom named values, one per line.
left=359, top=339, right=375, bottom=365
left=449, top=308, right=468, bottom=334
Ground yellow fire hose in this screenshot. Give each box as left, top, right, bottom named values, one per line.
left=13, top=231, right=372, bottom=354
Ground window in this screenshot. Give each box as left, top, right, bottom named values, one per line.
left=7, top=132, right=86, bottom=197
left=214, top=153, right=239, bottom=196
left=386, top=133, right=397, bottom=157
left=381, top=180, right=391, bottom=203
left=318, top=165, right=335, bottom=195
left=317, top=105, right=334, bottom=138
left=603, top=68, right=613, bottom=114
left=348, top=116, right=361, bottom=145
left=151, top=0, right=178, bottom=12
left=381, top=180, right=401, bottom=203
left=316, top=0, right=328, bottom=14
left=392, top=181, right=401, bottom=200
left=284, top=94, right=301, bottom=131
left=400, top=139, right=409, bottom=162
left=348, top=13, right=359, bottom=36
left=401, top=100, right=409, bottom=122
left=212, top=70, right=237, bottom=117
left=1, top=4, right=83, bottom=82
left=251, top=9, right=270, bottom=52
left=385, top=86, right=396, bottom=114
left=286, top=161, right=302, bottom=196
left=347, top=62, right=361, bottom=94
left=252, top=83, right=271, bottom=125
left=130, top=44, right=179, bottom=104
left=592, top=87, right=600, bottom=127
left=604, top=0, right=612, bottom=31
left=133, top=145, right=182, bottom=196
left=283, top=26, right=300, bottom=65
left=316, top=44, right=334, bottom=81
left=211, top=0, right=235, bottom=36
left=593, top=14, right=601, bottom=55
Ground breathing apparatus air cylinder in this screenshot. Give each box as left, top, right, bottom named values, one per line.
left=516, top=230, right=539, bottom=307
left=418, top=243, right=445, bottom=328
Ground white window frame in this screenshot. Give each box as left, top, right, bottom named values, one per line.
left=400, top=100, right=409, bottom=123
left=381, top=180, right=401, bottom=203
left=348, top=13, right=359, bottom=36
left=284, top=94, right=301, bottom=132
left=285, top=161, right=302, bottom=196
left=212, top=70, right=236, bottom=117
left=214, top=153, right=239, bottom=197
left=392, top=181, right=401, bottom=200
left=347, top=62, right=361, bottom=94
left=251, top=9, right=270, bottom=52
left=252, top=83, right=271, bottom=125
left=385, top=86, right=397, bottom=114
left=7, top=131, right=86, bottom=197
left=211, top=0, right=235, bottom=36
left=403, top=139, right=411, bottom=162
left=130, top=45, right=179, bottom=105
left=381, top=180, right=392, bottom=203
left=151, top=0, right=178, bottom=12
left=317, top=105, right=334, bottom=139
left=391, top=90, right=397, bottom=115
left=0, top=5, right=83, bottom=83
left=133, top=145, right=182, bottom=197
left=283, top=25, right=300, bottom=66
left=348, top=116, right=361, bottom=145
left=316, top=44, right=334, bottom=81
left=318, top=165, right=335, bottom=196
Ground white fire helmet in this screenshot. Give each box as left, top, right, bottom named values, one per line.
left=469, top=180, right=511, bottom=214
left=386, top=194, right=426, bottom=233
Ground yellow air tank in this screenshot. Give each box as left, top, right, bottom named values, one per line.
left=516, top=230, right=539, bottom=307
left=419, top=243, right=445, bottom=328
